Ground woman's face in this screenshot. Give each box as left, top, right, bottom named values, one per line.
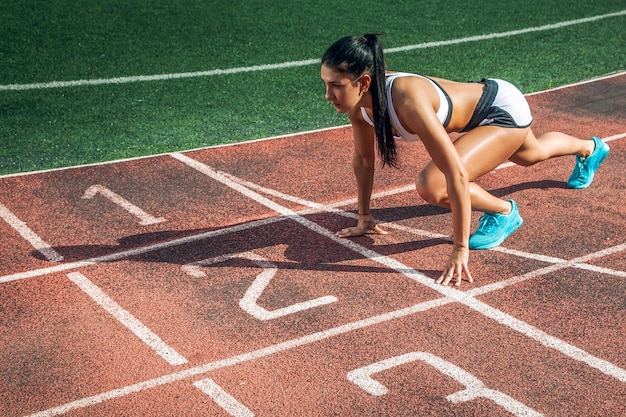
left=321, top=64, right=367, bottom=114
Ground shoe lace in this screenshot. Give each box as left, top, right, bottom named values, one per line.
left=576, top=158, right=588, bottom=180
left=477, top=213, right=500, bottom=234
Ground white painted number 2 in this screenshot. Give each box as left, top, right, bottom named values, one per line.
left=182, top=251, right=337, bottom=320
left=348, top=351, right=543, bottom=416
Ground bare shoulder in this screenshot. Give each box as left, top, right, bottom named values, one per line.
left=392, top=74, right=435, bottom=94
left=391, top=76, right=439, bottom=111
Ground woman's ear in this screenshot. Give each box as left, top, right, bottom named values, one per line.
left=360, top=74, right=372, bottom=93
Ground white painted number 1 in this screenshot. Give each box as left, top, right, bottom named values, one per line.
left=82, top=185, right=166, bottom=225
left=348, top=351, right=542, bottom=416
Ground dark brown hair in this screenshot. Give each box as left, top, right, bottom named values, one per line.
left=322, top=34, right=398, bottom=167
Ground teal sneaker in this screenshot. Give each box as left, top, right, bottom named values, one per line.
left=567, top=137, right=609, bottom=189
left=469, top=200, right=523, bottom=250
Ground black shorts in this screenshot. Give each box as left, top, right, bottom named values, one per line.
left=462, top=78, right=533, bottom=132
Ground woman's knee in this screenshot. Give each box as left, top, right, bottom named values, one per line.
left=509, top=129, right=549, bottom=166
left=510, top=156, right=538, bottom=167
left=416, top=172, right=448, bottom=206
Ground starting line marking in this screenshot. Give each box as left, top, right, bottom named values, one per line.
left=216, top=149, right=626, bottom=282
left=26, top=298, right=453, bottom=417
left=172, top=152, right=626, bottom=385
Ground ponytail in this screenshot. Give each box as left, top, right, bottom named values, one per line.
left=362, top=34, right=397, bottom=167
left=322, top=33, right=399, bottom=167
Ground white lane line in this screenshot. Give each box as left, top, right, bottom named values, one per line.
left=26, top=298, right=452, bottom=417
left=2, top=136, right=625, bottom=284
left=0, top=214, right=289, bottom=284
left=573, top=262, right=626, bottom=277
left=172, top=152, right=626, bottom=384
left=193, top=378, right=255, bottom=417
left=2, top=161, right=625, bottom=285
left=217, top=160, right=626, bottom=279
left=602, top=132, right=626, bottom=142
left=2, top=10, right=624, bottom=91
left=66, top=272, right=187, bottom=366
left=467, top=251, right=626, bottom=298
left=526, top=72, right=626, bottom=96
left=0, top=203, right=63, bottom=262
left=1, top=80, right=623, bottom=182
left=28, top=246, right=626, bottom=417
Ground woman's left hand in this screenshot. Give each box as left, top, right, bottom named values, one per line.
left=436, top=246, right=473, bottom=286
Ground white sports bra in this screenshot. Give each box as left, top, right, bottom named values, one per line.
left=360, top=72, right=452, bottom=142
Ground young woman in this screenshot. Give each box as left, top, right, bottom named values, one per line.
left=320, top=34, right=609, bottom=286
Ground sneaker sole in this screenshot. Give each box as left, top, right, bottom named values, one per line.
left=469, top=217, right=523, bottom=250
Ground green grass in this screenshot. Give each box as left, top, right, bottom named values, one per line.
left=1, top=0, right=625, bottom=175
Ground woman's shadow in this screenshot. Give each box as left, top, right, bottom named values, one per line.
left=33, top=179, right=565, bottom=277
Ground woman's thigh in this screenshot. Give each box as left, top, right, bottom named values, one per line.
left=420, top=125, right=529, bottom=182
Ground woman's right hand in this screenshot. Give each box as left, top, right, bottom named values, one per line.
left=336, top=214, right=388, bottom=238
left=436, top=245, right=473, bottom=287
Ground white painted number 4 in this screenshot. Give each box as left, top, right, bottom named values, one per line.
left=348, top=351, right=543, bottom=416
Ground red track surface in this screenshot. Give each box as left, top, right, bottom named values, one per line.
left=1, top=74, right=625, bottom=417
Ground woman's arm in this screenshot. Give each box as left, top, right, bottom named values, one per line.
left=352, top=113, right=376, bottom=214
left=336, top=108, right=388, bottom=237
left=395, top=80, right=473, bottom=285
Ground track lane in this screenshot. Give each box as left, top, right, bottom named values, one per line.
left=1, top=73, right=624, bottom=417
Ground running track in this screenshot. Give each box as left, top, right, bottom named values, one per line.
left=1, top=73, right=625, bottom=417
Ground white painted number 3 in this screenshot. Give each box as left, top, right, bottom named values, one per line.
left=182, top=251, right=337, bottom=320
left=348, top=351, right=543, bottom=416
